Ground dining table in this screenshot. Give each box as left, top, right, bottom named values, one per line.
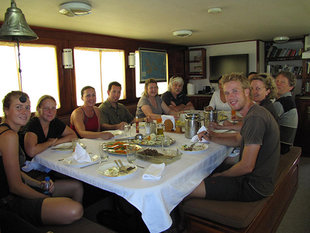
left=34, top=130, right=233, bottom=233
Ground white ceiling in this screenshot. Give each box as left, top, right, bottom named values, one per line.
left=1, top=0, right=310, bottom=46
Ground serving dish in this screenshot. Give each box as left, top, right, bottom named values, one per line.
left=136, top=148, right=181, bottom=164
left=132, top=134, right=175, bottom=147
left=101, top=141, right=142, bottom=155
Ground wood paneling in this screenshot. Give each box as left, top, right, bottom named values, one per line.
left=1, top=24, right=187, bottom=116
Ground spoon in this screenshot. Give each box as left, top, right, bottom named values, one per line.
left=135, top=133, right=143, bottom=140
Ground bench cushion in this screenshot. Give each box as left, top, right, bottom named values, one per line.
left=38, top=217, right=115, bottom=233
left=183, top=198, right=267, bottom=228
left=183, top=146, right=301, bottom=229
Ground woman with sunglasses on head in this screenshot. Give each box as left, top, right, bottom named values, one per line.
left=0, top=91, right=83, bottom=227
left=249, top=73, right=278, bottom=121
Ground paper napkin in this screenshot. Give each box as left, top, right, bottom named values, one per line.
left=73, top=143, right=92, bottom=163
left=142, top=163, right=165, bottom=180
left=161, top=115, right=175, bottom=130
left=191, top=125, right=209, bottom=143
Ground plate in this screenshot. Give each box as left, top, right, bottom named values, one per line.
left=51, top=142, right=86, bottom=153
left=136, top=148, right=182, bottom=164
left=101, top=141, right=142, bottom=155
left=97, top=162, right=137, bottom=178
left=51, top=142, right=73, bottom=153
left=132, top=134, right=176, bottom=147
left=213, top=129, right=236, bottom=133
left=62, top=153, right=100, bottom=168
left=179, top=143, right=208, bottom=154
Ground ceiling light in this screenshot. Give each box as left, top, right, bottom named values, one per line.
left=208, top=7, right=222, bottom=14
left=59, top=1, right=92, bottom=17
left=273, top=36, right=290, bottom=43
left=173, top=30, right=192, bottom=37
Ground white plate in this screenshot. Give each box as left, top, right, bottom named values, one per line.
left=51, top=142, right=86, bottom=153
left=62, top=153, right=100, bottom=168
left=51, top=142, right=73, bottom=153
left=213, top=129, right=236, bottom=133
left=97, top=162, right=137, bottom=178
left=179, top=143, right=209, bottom=154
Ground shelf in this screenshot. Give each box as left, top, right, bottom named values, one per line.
left=186, top=48, right=206, bottom=80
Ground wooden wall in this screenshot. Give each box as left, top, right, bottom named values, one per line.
left=5, top=25, right=187, bottom=117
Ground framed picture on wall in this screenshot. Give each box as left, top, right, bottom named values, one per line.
left=139, top=49, right=168, bottom=83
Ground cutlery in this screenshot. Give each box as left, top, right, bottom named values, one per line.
left=188, top=141, right=198, bottom=150
left=80, top=161, right=100, bottom=169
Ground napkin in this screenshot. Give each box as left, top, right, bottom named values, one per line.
left=22, top=159, right=51, bottom=173
left=142, top=163, right=165, bottom=180
left=161, top=115, right=175, bottom=130
left=72, top=143, right=92, bottom=163
left=191, top=125, right=209, bottom=143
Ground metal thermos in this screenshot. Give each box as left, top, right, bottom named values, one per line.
left=204, top=110, right=218, bottom=126
left=185, top=113, right=201, bottom=139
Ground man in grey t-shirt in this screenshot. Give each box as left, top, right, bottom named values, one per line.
left=273, top=71, right=298, bottom=154
left=188, top=73, right=280, bottom=202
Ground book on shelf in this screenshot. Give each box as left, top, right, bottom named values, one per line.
left=267, top=46, right=276, bottom=58
left=275, top=49, right=282, bottom=58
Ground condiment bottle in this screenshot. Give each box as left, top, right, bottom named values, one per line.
left=135, top=116, right=139, bottom=133
left=43, top=176, right=50, bottom=195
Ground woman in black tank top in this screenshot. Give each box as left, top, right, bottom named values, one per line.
left=0, top=91, right=83, bottom=226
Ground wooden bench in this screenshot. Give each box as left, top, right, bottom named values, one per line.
left=183, top=146, right=301, bottom=233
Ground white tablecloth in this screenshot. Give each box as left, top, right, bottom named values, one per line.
left=34, top=133, right=232, bottom=233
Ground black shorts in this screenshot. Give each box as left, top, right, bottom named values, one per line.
left=5, top=195, right=45, bottom=226
left=204, top=176, right=265, bottom=202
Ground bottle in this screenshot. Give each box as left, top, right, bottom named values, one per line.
left=135, top=116, right=139, bottom=133
left=43, top=176, right=50, bottom=195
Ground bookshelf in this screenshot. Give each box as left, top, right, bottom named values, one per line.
left=186, top=48, right=206, bottom=79
left=265, top=40, right=303, bottom=78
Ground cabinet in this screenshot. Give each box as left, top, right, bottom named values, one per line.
left=186, top=48, right=206, bottom=80
left=265, top=40, right=304, bottom=78
left=189, top=95, right=211, bottom=110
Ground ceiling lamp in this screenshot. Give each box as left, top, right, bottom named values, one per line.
left=59, top=1, right=92, bottom=17
left=0, top=0, right=38, bottom=41
left=273, top=36, right=290, bottom=43
left=173, top=30, right=193, bottom=38
left=208, top=7, right=222, bottom=14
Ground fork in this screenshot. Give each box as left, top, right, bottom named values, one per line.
left=114, top=160, right=127, bottom=172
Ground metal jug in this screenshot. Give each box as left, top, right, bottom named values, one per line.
left=204, top=109, right=218, bottom=126
left=185, top=113, right=202, bottom=139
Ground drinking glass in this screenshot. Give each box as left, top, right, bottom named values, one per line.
left=126, top=144, right=137, bottom=164
left=124, top=123, right=131, bottom=137
left=98, top=143, right=109, bottom=163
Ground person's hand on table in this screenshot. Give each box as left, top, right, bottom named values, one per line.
left=198, top=131, right=210, bottom=141
left=116, top=122, right=127, bottom=130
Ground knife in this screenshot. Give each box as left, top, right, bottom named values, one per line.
left=114, top=136, right=135, bottom=141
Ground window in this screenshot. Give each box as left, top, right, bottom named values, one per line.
left=135, top=51, right=168, bottom=97
left=0, top=42, right=60, bottom=116
left=74, top=48, right=125, bottom=106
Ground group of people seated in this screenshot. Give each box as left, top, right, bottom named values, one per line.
left=206, top=71, right=298, bottom=154
left=0, top=70, right=298, bottom=230
left=0, top=75, right=194, bottom=230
